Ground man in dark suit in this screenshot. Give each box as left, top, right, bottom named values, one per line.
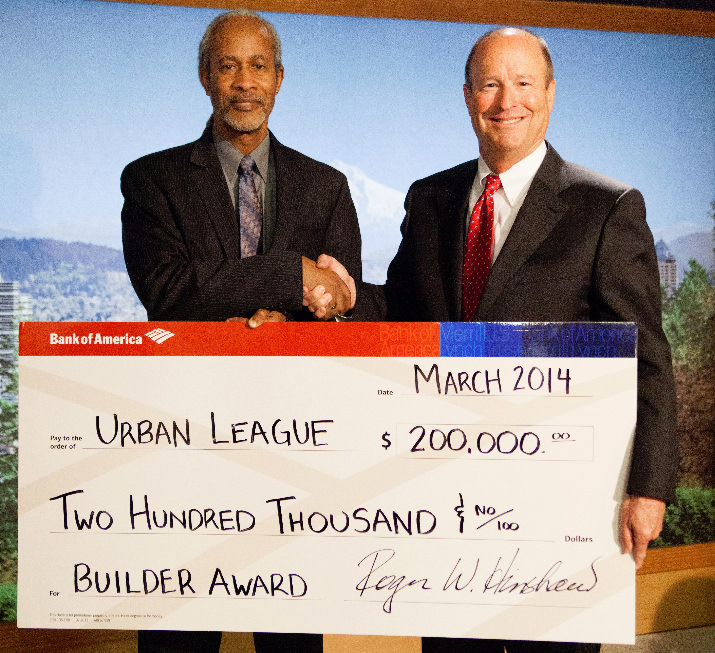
left=306, top=27, right=677, bottom=653
left=121, top=8, right=361, bottom=653
left=122, top=9, right=359, bottom=327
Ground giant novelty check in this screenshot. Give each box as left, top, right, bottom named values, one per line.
left=18, top=321, right=637, bottom=644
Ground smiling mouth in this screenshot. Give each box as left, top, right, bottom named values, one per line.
left=229, top=97, right=264, bottom=111
left=492, top=117, right=524, bottom=125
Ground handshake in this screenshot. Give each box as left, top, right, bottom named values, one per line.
left=228, top=255, right=354, bottom=328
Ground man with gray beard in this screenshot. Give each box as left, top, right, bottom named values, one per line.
left=122, top=9, right=360, bottom=327
left=121, top=8, right=362, bottom=653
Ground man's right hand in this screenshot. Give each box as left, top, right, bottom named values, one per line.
left=619, top=495, right=666, bottom=570
left=302, top=256, right=352, bottom=320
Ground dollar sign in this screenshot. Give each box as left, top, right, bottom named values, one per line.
left=381, top=432, right=391, bottom=449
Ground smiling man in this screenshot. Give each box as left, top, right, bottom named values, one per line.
left=307, top=27, right=677, bottom=653
left=463, top=28, right=555, bottom=175
left=121, top=8, right=361, bottom=653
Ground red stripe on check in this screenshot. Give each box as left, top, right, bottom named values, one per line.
left=19, top=322, right=441, bottom=357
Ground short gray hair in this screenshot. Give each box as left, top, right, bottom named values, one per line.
left=198, top=9, right=282, bottom=76
left=464, top=28, right=553, bottom=89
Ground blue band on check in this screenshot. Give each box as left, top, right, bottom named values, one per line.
left=440, top=322, right=637, bottom=358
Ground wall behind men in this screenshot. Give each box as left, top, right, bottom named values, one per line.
left=1, top=0, right=713, bottom=284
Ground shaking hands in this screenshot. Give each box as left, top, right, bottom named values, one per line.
left=302, top=255, right=356, bottom=319
left=227, top=255, right=356, bottom=327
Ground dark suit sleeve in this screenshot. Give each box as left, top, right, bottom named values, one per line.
left=121, top=158, right=304, bottom=321
left=311, top=173, right=363, bottom=299
left=269, top=143, right=363, bottom=319
left=592, top=188, right=678, bottom=503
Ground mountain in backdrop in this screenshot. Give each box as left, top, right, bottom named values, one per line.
left=668, top=232, right=714, bottom=282
left=333, top=162, right=715, bottom=286
left=0, top=237, right=127, bottom=282
left=330, top=160, right=405, bottom=284
left=0, top=163, right=711, bottom=293
left=0, top=227, right=22, bottom=240
left=0, top=238, right=144, bottom=322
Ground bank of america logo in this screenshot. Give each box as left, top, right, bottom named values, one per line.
left=145, top=328, right=175, bottom=344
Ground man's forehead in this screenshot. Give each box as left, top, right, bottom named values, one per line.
left=471, top=35, right=548, bottom=75
left=210, top=18, right=273, bottom=53
left=480, top=29, right=541, bottom=52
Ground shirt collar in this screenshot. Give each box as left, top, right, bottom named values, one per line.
left=476, top=141, right=547, bottom=206
left=213, top=129, right=270, bottom=182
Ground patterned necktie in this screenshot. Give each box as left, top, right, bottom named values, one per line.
left=238, top=155, right=261, bottom=258
left=462, top=173, right=502, bottom=321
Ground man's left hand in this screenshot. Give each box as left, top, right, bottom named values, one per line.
left=227, top=309, right=286, bottom=328
left=619, top=495, right=666, bottom=569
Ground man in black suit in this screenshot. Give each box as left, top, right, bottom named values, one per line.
left=121, top=8, right=361, bottom=653
left=307, top=27, right=677, bottom=653
left=122, top=9, right=359, bottom=327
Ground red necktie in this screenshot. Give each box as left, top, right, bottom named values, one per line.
left=462, top=173, right=501, bottom=321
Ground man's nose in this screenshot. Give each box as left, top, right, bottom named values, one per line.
left=497, top=84, right=516, bottom=109
left=231, top=67, right=255, bottom=89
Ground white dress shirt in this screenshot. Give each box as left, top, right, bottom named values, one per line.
left=467, top=141, right=548, bottom=263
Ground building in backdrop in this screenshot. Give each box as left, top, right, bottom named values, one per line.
left=0, top=274, right=32, bottom=389
left=656, top=239, right=678, bottom=298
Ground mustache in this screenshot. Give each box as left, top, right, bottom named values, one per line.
left=227, top=94, right=266, bottom=106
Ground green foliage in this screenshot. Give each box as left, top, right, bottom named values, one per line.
left=651, top=486, right=715, bottom=548
left=0, top=442, right=17, bottom=557
left=0, top=447, right=18, bottom=562
left=0, top=583, right=17, bottom=622
left=0, top=334, right=18, bottom=628
left=662, top=258, right=715, bottom=371
left=0, top=342, right=18, bottom=580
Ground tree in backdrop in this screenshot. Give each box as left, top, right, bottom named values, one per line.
left=662, top=258, right=715, bottom=371
left=0, top=336, right=18, bottom=620
left=661, top=195, right=715, bottom=371
left=655, top=203, right=715, bottom=547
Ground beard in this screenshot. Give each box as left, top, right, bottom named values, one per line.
left=216, top=94, right=269, bottom=134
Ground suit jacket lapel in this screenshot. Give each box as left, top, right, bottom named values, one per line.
left=189, top=123, right=241, bottom=256
left=476, top=146, right=569, bottom=318
left=437, top=161, right=477, bottom=321
left=268, top=134, right=298, bottom=251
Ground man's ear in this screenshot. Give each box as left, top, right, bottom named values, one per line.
left=464, top=83, right=476, bottom=112
left=199, top=67, right=210, bottom=96
left=275, top=65, right=285, bottom=94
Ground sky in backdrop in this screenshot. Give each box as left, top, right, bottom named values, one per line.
left=1, top=0, right=713, bottom=251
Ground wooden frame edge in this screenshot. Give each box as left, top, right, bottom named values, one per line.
left=103, top=0, right=715, bottom=36
left=636, top=542, right=715, bottom=634
left=638, top=541, right=715, bottom=575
